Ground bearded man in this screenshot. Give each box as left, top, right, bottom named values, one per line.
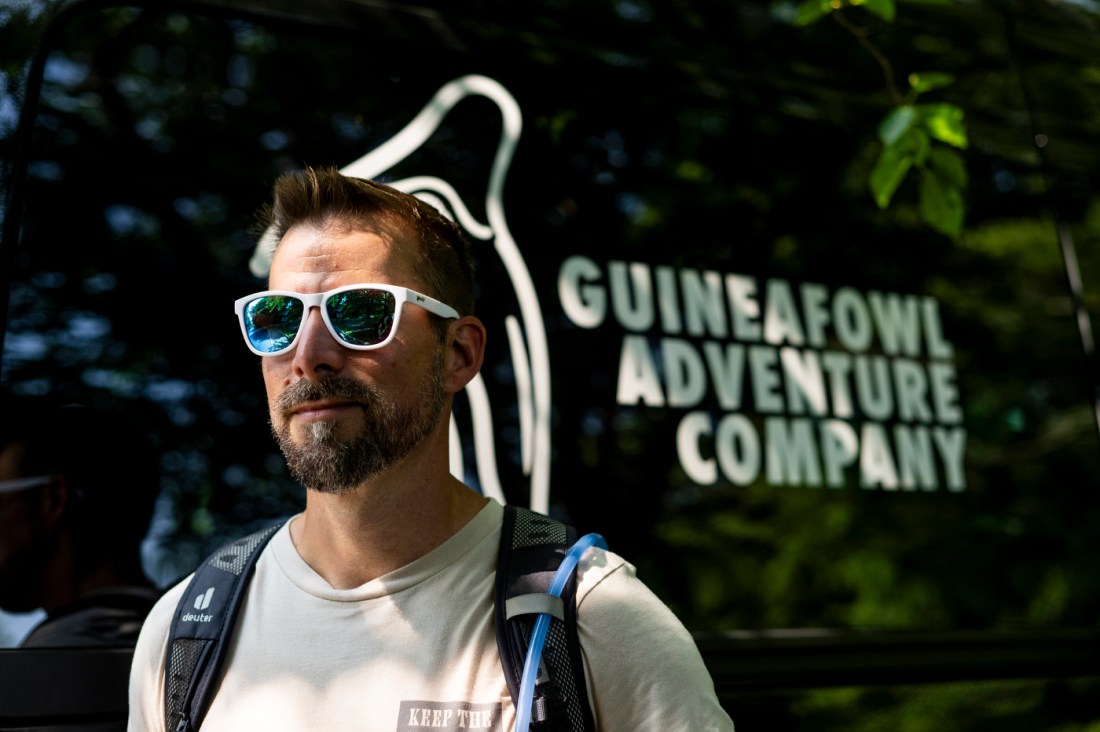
left=127, top=166, right=734, bottom=732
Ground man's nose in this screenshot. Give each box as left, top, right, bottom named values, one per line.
left=291, top=306, right=346, bottom=378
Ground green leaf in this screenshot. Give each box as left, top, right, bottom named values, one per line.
left=908, top=71, right=954, bottom=94
left=878, top=105, right=916, bottom=145
left=869, top=145, right=913, bottom=209
left=919, top=168, right=965, bottom=237
left=908, top=127, right=931, bottom=166
left=928, top=147, right=968, bottom=188
left=856, top=0, right=896, bottom=21
left=919, top=102, right=968, bottom=149
left=794, top=0, right=833, bottom=26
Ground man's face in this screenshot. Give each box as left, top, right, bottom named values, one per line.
left=0, top=443, right=48, bottom=612
left=261, top=220, right=448, bottom=493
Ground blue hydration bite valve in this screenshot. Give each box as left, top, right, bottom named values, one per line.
left=514, top=532, right=609, bottom=732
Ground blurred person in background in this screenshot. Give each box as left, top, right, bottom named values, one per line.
left=0, top=394, right=162, bottom=647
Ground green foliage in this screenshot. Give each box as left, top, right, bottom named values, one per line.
left=907, top=71, right=953, bottom=94
left=920, top=102, right=967, bottom=149
left=780, top=679, right=1100, bottom=732
left=870, top=91, right=968, bottom=237
left=793, top=0, right=832, bottom=26
left=791, top=1, right=971, bottom=238
left=869, top=118, right=920, bottom=207
left=919, top=147, right=967, bottom=236
left=795, top=0, right=896, bottom=26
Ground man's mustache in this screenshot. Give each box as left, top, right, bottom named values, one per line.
left=274, top=375, right=378, bottom=413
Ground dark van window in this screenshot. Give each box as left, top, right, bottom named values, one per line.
left=2, top=2, right=1099, bottom=724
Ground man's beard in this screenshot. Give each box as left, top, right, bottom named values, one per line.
left=271, top=355, right=446, bottom=494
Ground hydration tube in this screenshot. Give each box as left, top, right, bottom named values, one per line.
left=513, top=532, right=609, bottom=732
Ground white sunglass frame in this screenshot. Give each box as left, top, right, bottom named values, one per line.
left=233, top=283, right=460, bottom=357
left=0, top=475, right=52, bottom=494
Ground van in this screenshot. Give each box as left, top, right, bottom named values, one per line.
left=2, top=0, right=1099, bottom=728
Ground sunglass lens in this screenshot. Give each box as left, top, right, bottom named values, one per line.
left=244, top=296, right=304, bottom=353
left=327, top=289, right=396, bottom=346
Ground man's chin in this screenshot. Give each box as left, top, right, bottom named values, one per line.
left=290, top=411, right=364, bottom=445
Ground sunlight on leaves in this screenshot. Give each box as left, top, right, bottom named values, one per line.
left=878, top=105, right=916, bottom=145
left=920, top=102, right=968, bottom=149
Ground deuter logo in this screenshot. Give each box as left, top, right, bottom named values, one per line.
left=194, top=587, right=215, bottom=610
left=181, top=587, right=215, bottom=623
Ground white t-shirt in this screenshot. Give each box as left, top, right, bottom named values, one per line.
left=128, top=500, right=734, bottom=731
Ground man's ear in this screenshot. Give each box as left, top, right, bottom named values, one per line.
left=444, top=316, right=487, bottom=393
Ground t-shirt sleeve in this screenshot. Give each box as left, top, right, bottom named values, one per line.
left=575, top=551, right=735, bottom=731
left=128, top=577, right=190, bottom=732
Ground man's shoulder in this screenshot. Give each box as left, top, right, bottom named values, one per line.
left=574, top=547, right=633, bottom=603
left=139, top=572, right=193, bottom=640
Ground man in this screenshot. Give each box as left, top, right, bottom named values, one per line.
left=128, top=166, right=734, bottom=731
left=0, top=397, right=161, bottom=647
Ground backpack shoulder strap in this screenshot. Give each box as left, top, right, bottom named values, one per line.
left=495, top=505, right=596, bottom=732
left=162, top=510, right=596, bottom=731
left=163, top=521, right=284, bottom=732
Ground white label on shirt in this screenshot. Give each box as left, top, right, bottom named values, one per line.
left=397, top=701, right=502, bottom=731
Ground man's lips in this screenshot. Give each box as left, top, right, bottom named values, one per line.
left=287, top=401, right=358, bottom=420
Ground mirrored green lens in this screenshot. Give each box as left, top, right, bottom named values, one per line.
left=244, top=296, right=304, bottom=353
left=327, top=289, right=396, bottom=346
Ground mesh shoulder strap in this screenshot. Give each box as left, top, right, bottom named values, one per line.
left=163, top=521, right=283, bottom=732
left=494, top=505, right=596, bottom=732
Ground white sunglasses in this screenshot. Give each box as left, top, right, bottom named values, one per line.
left=234, top=283, right=459, bottom=357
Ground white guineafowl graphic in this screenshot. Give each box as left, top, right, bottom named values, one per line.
left=250, top=75, right=552, bottom=513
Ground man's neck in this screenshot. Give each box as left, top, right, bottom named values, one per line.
left=289, top=469, right=488, bottom=589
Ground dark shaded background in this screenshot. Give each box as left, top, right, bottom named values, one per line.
left=2, top=0, right=1099, bottom=725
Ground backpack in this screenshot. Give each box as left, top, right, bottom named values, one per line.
left=163, top=505, right=596, bottom=732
